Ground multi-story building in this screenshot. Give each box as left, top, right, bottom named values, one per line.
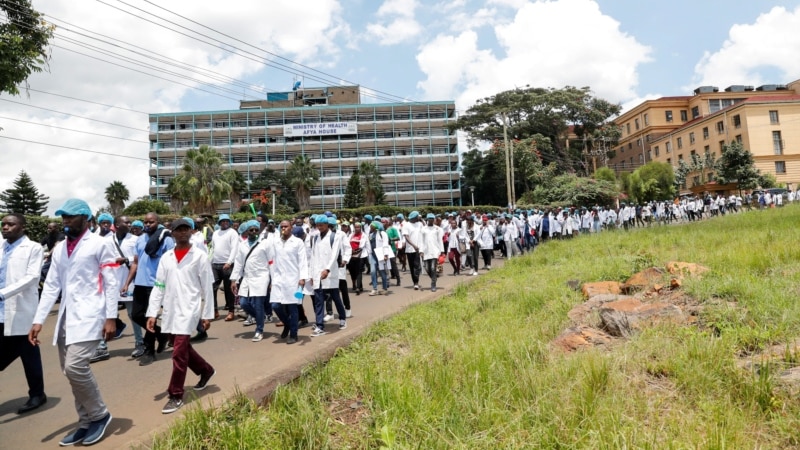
left=148, top=86, right=461, bottom=211
left=608, top=79, right=800, bottom=192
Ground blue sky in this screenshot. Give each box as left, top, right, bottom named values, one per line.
left=3, top=0, right=800, bottom=214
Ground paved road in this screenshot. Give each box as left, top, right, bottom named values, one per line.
left=0, top=260, right=503, bottom=449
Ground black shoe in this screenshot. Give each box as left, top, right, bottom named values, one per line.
left=396, top=277, right=401, bottom=286
left=17, top=394, right=47, bottom=414
left=139, top=352, right=156, bottom=366
left=156, top=334, right=168, bottom=353
left=280, top=327, right=290, bottom=339
left=190, top=331, right=208, bottom=342
left=298, top=320, right=310, bottom=328
left=287, top=337, right=298, bottom=344
left=194, top=370, right=216, bottom=391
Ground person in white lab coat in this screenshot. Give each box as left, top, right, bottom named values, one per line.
left=146, top=219, right=216, bottom=415
left=230, top=220, right=272, bottom=342
left=29, top=199, right=117, bottom=446
left=1, top=213, right=46, bottom=414
left=270, top=222, right=308, bottom=344
left=419, top=214, right=444, bottom=292
left=366, top=220, right=392, bottom=295
left=309, top=217, right=347, bottom=337
left=476, top=216, right=495, bottom=270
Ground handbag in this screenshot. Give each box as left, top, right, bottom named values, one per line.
left=457, top=239, right=467, bottom=254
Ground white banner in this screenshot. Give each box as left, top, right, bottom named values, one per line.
left=283, top=122, right=357, bottom=137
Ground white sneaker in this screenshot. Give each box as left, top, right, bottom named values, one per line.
left=369, top=290, right=378, bottom=296
left=310, top=328, right=327, bottom=337
left=323, top=314, right=334, bottom=322
left=471, top=271, right=478, bottom=276
left=243, top=316, right=255, bottom=326
left=345, top=309, right=352, bottom=318
left=251, top=332, right=263, bottom=342
left=413, top=285, right=420, bottom=290
left=339, top=320, right=347, bottom=330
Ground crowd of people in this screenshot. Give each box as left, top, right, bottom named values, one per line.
left=1, top=190, right=795, bottom=445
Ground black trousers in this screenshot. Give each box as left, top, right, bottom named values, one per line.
left=481, top=249, right=493, bottom=267
left=347, top=257, right=364, bottom=292
left=211, top=263, right=235, bottom=312
left=0, top=323, right=45, bottom=398
left=405, top=251, right=421, bottom=284
left=132, top=285, right=162, bottom=354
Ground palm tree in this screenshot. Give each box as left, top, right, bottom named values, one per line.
left=166, top=178, right=184, bottom=214
left=172, top=145, right=232, bottom=214
left=221, top=169, right=248, bottom=212
left=284, top=154, right=319, bottom=212
left=359, top=161, right=383, bottom=206
left=104, top=180, right=130, bottom=216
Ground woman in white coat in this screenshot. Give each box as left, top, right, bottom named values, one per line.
left=365, top=221, right=392, bottom=295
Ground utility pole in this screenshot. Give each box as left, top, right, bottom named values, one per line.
left=509, top=137, right=516, bottom=208
left=502, top=112, right=512, bottom=211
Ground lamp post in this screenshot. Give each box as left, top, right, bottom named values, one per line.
left=269, top=183, right=278, bottom=216
left=469, top=185, right=475, bottom=207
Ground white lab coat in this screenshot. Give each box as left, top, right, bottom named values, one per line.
left=1, top=236, right=43, bottom=336
left=365, top=229, right=392, bottom=270
left=35, top=231, right=119, bottom=346
left=309, top=230, right=341, bottom=290
left=419, top=225, right=444, bottom=261
left=337, top=229, right=352, bottom=281
left=146, top=246, right=214, bottom=335
left=110, top=232, right=137, bottom=301
left=272, top=236, right=309, bottom=304
left=477, top=223, right=495, bottom=250
left=230, top=238, right=272, bottom=297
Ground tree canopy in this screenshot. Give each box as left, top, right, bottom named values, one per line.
left=0, top=0, right=54, bottom=96
left=104, top=180, right=130, bottom=216
left=0, top=170, right=48, bottom=214
left=343, top=169, right=365, bottom=209
left=122, top=197, right=170, bottom=216
left=284, top=155, right=319, bottom=212
left=169, top=145, right=232, bottom=214
left=624, top=162, right=675, bottom=203
left=715, top=141, right=762, bottom=192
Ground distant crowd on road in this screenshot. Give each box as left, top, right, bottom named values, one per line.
left=1, top=190, right=796, bottom=445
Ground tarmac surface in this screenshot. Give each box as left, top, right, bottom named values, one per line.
left=0, top=260, right=502, bottom=449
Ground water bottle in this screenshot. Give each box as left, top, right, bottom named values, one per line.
left=294, top=285, right=303, bottom=300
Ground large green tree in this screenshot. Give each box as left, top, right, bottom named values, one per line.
left=0, top=0, right=54, bottom=96
left=715, top=141, right=762, bottom=192
left=626, top=162, right=675, bottom=203
left=104, top=180, right=129, bottom=216
left=453, top=86, right=621, bottom=176
left=251, top=167, right=297, bottom=212
left=170, top=145, right=232, bottom=214
left=284, top=155, right=319, bottom=212
left=343, top=169, right=365, bottom=208
left=221, top=169, right=248, bottom=212
left=358, top=161, right=383, bottom=206
left=0, top=170, right=48, bottom=214
left=122, top=197, right=170, bottom=216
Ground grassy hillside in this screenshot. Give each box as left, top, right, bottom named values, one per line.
left=153, top=207, right=800, bottom=449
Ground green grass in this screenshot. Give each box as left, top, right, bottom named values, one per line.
left=151, top=207, right=800, bottom=449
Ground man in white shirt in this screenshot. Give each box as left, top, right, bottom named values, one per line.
left=270, top=222, right=308, bottom=344
left=1, top=213, right=46, bottom=414
left=29, top=199, right=117, bottom=446
left=309, top=217, right=347, bottom=336
left=210, top=214, right=239, bottom=322
left=419, top=213, right=444, bottom=292
left=230, top=220, right=273, bottom=342
left=402, top=211, right=423, bottom=290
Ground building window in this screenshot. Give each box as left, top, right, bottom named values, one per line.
left=775, top=161, right=786, bottom=174
left=620, top=146, right=624, bottom=154
left=704, top=145, right=710, bottom=155
left=678, top=154, right=683, bottom=161
left=654, top=146, right=660, bottom=157
left=716, top=121, right=724, bottom=134
left=665, top=111, right=673, bottom=122
left=637, top=138, right=642, bottom=147
left=735, top=134, right=742, bottom=144
left=666, top=141, right=672, bottom=153
left=628, top=143, right=632, bottom=150
left=630, top=157, right=634, bottom=165
left=773, top=131, right=783, bottom=155
left=644, top=113, right=649, bottom=126
left=667, top=158, right=671, bottom=165
left=635, top=118, right=640, bottom=130
left=693, top=175, right=700, bottom=186
left=719, top=141, right=724, bottom=152
left=708, top=173, right=714, bottom=182
left=626, top=123, right=631, bottom=134
left=769, top=110, right=779, bottom=124
left=691, top=107, right=700, bottom=119
left=689, top=132, right=695, bottom=144
left=680, top=110, right=688, bottom=122
left=703, top=127, right=709, bottom=140
left=690, top=150, right=696, bottom=158
left=677, top=137, right=683, bottom=149
left=732, top=114, right=741, bottom=128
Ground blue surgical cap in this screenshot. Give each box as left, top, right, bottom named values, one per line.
left=243, top=219, right=259, bottom=231
left=426, top=213, right=435, bottom=219
left=291, top=225, right=305, bottom=238
left=408, top=211, right=419, bottom=219
left=364, top=214, right=373, bottom=222
left=182, top=217, right=195, bottom=230
left=237, top=222, right=249, bottom=235
left=218, top=214, right=231, bottom=224
left=97, top=213, right=113, bottom=223
left=131, top=220, right=144, bottom=228
left=55, top=198, right=92, bottom=218
left=327, top=216, right=337, bottom=226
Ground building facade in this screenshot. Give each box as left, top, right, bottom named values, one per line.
left=148, top=86, right=461, bottom=211
left=608, top=79, right=800, bottom=192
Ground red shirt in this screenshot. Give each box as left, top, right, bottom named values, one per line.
left=174, top=247, right=190, bottom=263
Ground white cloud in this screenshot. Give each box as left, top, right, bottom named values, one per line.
left=691, top=5, right=800, bottom=88
left=1, top=0, right=348, bottom=215
left=366, top=0, right=422, bottom=45
left=416, top=0, right=652, bottom=109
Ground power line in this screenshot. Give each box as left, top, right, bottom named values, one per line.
left=0, top=116, right=148, bottom=143
left=0, top=136, right=149, bottom=161
left=21, top=87, right=149, bottom=114
left=0, top=98, right=146, bottom=131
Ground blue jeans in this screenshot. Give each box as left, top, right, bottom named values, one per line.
left=313, top=288, right=346, bottom=330
left=239, top=296, right=268, bottom=333
left=123, top=300, right=143, bottom=345
left=272, top=303, right=299, bottom=339
left=369, top=253, right=389, bottom=290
